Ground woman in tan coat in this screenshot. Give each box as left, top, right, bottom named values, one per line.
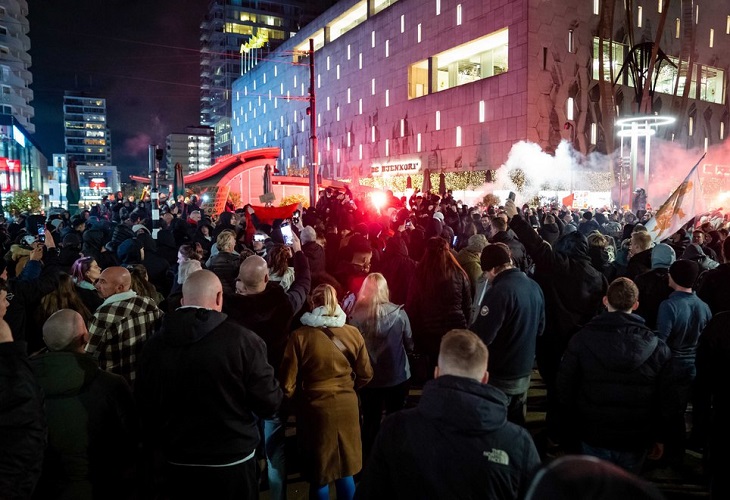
left=280, top=284, right=373, bottom=500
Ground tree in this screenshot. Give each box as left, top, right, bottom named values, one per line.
left=5, top=190, right=42, bottom=216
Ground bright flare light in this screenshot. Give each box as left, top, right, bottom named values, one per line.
left=371, top=191, right=387, bottom=210
left=202, top=195, right=210, bottom=202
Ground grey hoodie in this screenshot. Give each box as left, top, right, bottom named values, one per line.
left=651, top=243, right=676, bottom=269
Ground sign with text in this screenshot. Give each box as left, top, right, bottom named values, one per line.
left=371, top=160, right=421, bottom=176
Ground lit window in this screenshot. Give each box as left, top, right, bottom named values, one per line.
left=566, top=98, right=574, bottom=121
left=695, top=5, right=699, bottom=24
left=327, top=96, right=331, bottom=111
left=457, top=4, right=462, bottom=25
left=710, top=28, right=714, bottom=48
left=385, top=139, right=389, bottom=156
left=372, top=30, right=376, bottom=48
left=637, top=6, right=643, bottom=28
left=436, top=0, right=441, bottom=16
left=727, top=16, right=730, bottom=35
left=359, top=98, right=363, bottom=115
left=359, top=53, right=363, bottom=69
left=705, top=137, right=709, bottom=153
left=348, top=45, right=351, bottom=60
left=658, top=0, right=662, bottom=13
left=327, top=56, right=331, bottom=71
left=263, top=73, right=267, bottom=84
left=456, top=126, right=462, bottom=147
left=436, top=111, right=441, bottom=130
left=329, top=3, right=367, bottom=41
left=594, top=0, right=600, bottom=15
left=371, top=126, right=376, bottom=142
left=417, top=23, right=422, bottom=43
left=385, top=90, right=390, bottom=107
left=372, top=78, right=376, bottom=95
left=317, top=113, right=321, bottom=126
left=327, top=136, right=331, bottom=150
left=294, top=75, right=297, bottom=87
left=386, top=40, right=390, bottom=57
left=401, top=15, right=405, bottom=33
left=359, top=144, right=363, bottom=160
left=347, top=88, right=351, bottom=103
left=280, top=83, right=284, bottom=94
left=337, top=65, right=340, bottom=79
left=337, top=106, right=340, bottom=121
left=590, top=123, right=597, bottom=144
left=676, top=18, right=681, bottom=38
left=689, top=117, right=694, bottom=136
left=417, top=133, right=422, bottom=152
left=317, top=74, right=321, bottom=88
left=400, top=119, right=405, bottom=137
left=347, top=131, right=352, bottom=147
left=274, top=66, right=278, bottom=76
left=409, top=28, right=509, bottom=98
left=721, top=122, right=725, bottom=140
left=337, top=149, right=341, bottom=162
left=568, top=30, right=574, bottom=53
left=479, top=100, right=485, bottom=122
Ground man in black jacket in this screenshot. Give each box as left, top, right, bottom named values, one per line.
left=696, top=236, right=730, bottom=315
left=136, top=271, right=282, bottom=499
left=355, top=329, right=540, bottom=500
left=223, top=232, right=310, bottom=500
left=489, top=216, right=529, bottom=272
left=505, top=200, right=607, bottom=446
left=557, top=278, right=672, bottom=473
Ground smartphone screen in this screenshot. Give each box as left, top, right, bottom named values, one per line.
left=37, top=224, right=45, bottom=243
left=452, top=235, right=458, bottom=247
left=280, top=223, right=293, bottom=245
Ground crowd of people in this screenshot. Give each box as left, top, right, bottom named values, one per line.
left=1, top=185, right=729, bottom=499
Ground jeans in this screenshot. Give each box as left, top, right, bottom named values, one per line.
left=310, top=476, right=355, bottom=500
left=581, top=442, right=647, bottom=474
left=264, top=414, right=287, bottom=500
left=489, top=375, right=531, bottom=426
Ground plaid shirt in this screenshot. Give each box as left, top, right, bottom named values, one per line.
left=85, top=291, right=163, bottom=385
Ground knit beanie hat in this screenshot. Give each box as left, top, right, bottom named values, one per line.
left=669, top=260, right=699, bottom=288
left=480, top=243, right=512, bottom=271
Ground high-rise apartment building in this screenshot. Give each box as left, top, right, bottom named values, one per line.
left=200, top=0, right=335, bottom=160
left=63, top=92, right=112, bottom=166
left=166, top=126, right=215, bottom=174
left=0, top=0, right=34, bottom=133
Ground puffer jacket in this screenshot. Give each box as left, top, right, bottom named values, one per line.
left=557, top=312, right=673, bottom=450
left=380, top=235, right=417, bottom=306
left=509, top=214, right=607, bottom=381
left=206, top=251, right=240, bottom=295
left=349, top=303, right=414, bottom=387
left=490, top=231, right=529, bottom=272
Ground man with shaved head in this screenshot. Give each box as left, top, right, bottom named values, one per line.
left=85, top=266, right=163, bottom=385
left=223, top=232, right=311, bottom=500
left=32, top=310, right=138, bottom=498
left=136, top=270, right=282, bottom=499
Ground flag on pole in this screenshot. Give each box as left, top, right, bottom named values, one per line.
left=644, top=155, right=706, bottom=242
left=562, top=193, right=575, bottom=207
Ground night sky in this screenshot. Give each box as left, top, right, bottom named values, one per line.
left=29, top=0, right=209, bottom=178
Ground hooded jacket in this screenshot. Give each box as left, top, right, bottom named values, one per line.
left=490, top=230, right=529, bottom=273
left=682, top=243, right=719, bottom=272
left=136, top=307, right=282, bottom=465
left=380, top=235, right=416, bottom=306
left=349, top=302, right=414, bottom=387
left=557, top=312, right=672, bottom=450
left=509, top=214, right=607, bottom=379
left=696, top=262, right=730, bottom=315
left=30, top=352, right=137, bottom=499
left=355, top=375, right=540, bottom=500
left=634, top=243, right=676, bottom=329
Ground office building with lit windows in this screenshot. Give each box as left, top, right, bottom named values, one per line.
left=166, top=126, right=215, bottom=174
left=0, top=0, right=34, bottom=133
left=230, top=0, right=729, bottom=190
left=63, top=92, right=112, bottom=166
left=200, top=0, right=335, bottom=160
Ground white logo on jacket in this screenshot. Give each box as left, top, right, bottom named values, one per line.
left=483, top=448, right=509, bottom=465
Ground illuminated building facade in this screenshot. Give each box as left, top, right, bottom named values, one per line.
left=200, top=0, right=335, bottom=160
left=0, top=0, right=34, bottom=133
left=166, top=126, right=215, bottom=174
left=230, top=0, right=729, bottom=193
left=63, top=92, right=112, bottom=166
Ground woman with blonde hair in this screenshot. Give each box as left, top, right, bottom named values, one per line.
left=349, top=272, right=413, bottom=459
left=37, top=273, right=92, bottom=327
left=280, top=284, right=373, bottom=500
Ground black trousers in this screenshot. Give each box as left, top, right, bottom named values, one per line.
left=165, top=459, right=258, bottom=500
